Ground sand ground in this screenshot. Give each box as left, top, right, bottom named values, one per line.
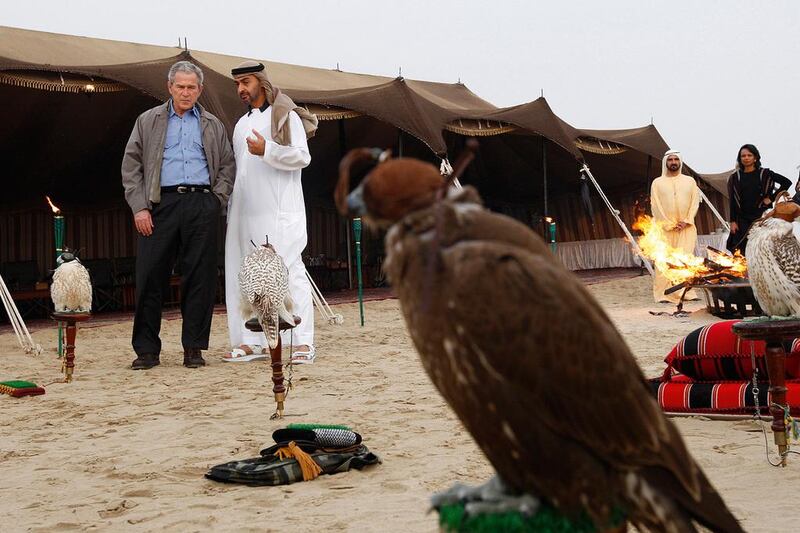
left=1, top=274, right=797, bottom=532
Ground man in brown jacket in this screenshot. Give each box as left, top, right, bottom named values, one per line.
left=121, top=60, right=235, bottom=370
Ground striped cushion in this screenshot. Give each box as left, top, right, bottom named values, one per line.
left=664, top=320, right=800, bottom=381
left=649, top=375, right=800, bottom=415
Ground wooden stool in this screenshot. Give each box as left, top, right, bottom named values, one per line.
left=732, top=319, right=800, bottom=466
left=51, top=311, right=92, bottom=383
left=245, top=315, right=300, bottom=419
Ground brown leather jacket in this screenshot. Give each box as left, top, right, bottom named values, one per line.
left=121, top=100, right=235, bottom=213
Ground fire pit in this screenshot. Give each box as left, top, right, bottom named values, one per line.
left=632, top=216, right=754, bottom=317
left=694, top=281, right=763, bottom=319
left=661, top=247, right=750, bottom=315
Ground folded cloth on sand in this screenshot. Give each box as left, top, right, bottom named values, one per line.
left=0, top=380, right=45, bottom=397
left=205, top=441, right=380, bottom=486
left=205, top=424, right=380, bottom=486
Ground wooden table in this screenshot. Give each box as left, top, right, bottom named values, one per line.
left=732, top=319, right=800, bottom=465
left=245, top=315, right=300, bottom=419
left=51, top=311, right=92, bottom=382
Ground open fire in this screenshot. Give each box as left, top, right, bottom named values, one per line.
left=632, top=215, right=747, bottom=290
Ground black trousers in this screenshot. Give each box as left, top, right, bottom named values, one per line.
left=132, top=191, right=220, bottom=356
left=726, top=215, right=759, bottom=254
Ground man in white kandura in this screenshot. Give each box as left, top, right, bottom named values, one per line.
left=649, top=149, right=701, bottom=303
left=223, top=60, right=319, bottom=364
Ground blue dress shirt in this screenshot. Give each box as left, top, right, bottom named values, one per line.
left=160, top=101, right=210, bottom=186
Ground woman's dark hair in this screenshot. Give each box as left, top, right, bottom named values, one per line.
left=737, top=144, right=761, bottom=169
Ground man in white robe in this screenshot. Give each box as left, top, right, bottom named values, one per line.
left=650, top=150, right=701, bottom=303
left=223, top=61, right=319, bottom=363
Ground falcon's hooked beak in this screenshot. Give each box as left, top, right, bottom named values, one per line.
left=57, top=251, right=76, bottom=265
left=762, top=191, right=800, bottom=223
left=335, top=147, right=391, bottom=217
left=346, top=183, right=366, bottom=217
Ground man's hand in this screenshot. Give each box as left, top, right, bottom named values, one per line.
left=134, top=209, right=154, bottom=236
left=673, top=221, right=690, bottom=231
left=730, top=221, right=738, bottom=234
left=246, top=129, right=266, bottom=156
left=762, top=197, right=773, bottom=206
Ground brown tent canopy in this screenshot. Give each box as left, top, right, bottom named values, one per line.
left=0, top=25, right=729, bottom=283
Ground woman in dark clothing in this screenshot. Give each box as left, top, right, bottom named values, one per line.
left=726, top=144, right=791, bottom=253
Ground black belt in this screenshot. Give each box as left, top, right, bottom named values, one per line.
left=161, top=185, right=211, bottom=194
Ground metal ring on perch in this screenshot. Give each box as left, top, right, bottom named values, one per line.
left=245, top=315, right=301, bottom=419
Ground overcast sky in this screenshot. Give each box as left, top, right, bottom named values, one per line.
left=5, top=0, right=800, bottom=178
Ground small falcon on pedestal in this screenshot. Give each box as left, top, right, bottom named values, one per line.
left=51, top=251, right=92, bottom=313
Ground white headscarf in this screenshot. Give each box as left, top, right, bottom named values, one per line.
left=661, top=149, right=683, bottom=177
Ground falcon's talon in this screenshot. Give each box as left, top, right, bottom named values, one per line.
left=431, top=476, right=540, bottom=518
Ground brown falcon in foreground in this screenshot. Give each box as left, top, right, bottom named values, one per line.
left=745, top=196, right=800, bottom=317
left=335, top=145, right=745, bottom=532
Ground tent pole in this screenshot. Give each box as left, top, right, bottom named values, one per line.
left=542, top=137, right=548, bottom=217
left=581, top=164, right=654, bottom=276
left=338, top=119, right=353, bottom=290
left=398, top=129, right=404, bottom=158
left=698, top=189, right=731, bottom=233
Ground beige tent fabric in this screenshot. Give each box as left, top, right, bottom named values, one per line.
left=0, top=24, right=726, bottom=186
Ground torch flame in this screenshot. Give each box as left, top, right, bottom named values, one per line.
left=45, top=196, right=61, bottom=215
left=632, top=215, right=746, bottom=284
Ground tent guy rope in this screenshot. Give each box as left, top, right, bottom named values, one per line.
left=0, top=274, right=43, bottom=355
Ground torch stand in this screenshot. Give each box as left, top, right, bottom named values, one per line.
left=245, top=315, right=300, bottom=419
left=51, top=311, right=91, bottom=382
left=732, top=319, right=800, bottom=466
left=353, top=217, right=365, bottom=326
left=54, top=214, right=65, bottom=357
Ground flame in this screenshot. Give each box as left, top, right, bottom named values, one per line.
left=632, top=215, right=746, bottom=284
left=45, top=196, right=61, bottom=215
left=707, top=247, right=748, bottom=277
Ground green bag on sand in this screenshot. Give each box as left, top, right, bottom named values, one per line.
left=205, top=426, right=380, bottom=486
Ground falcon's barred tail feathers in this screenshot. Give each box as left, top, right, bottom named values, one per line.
left=335, top=146, right=746, bottom=533
left=238, top=244, right=294, bottom=350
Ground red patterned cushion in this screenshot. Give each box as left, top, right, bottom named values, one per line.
left=664, top=320, right=800, bottom=381
left=649, top=375, right=800, bottom=415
